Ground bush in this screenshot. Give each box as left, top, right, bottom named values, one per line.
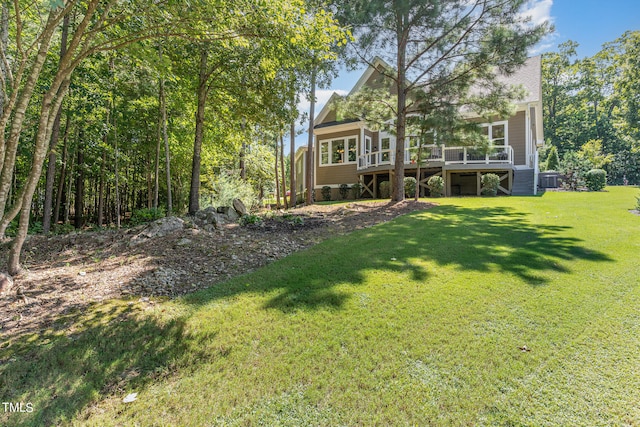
left=585, top=169, right=607, bottom=191
left=130, top=207, right=165, bottom=226
left=351, top=183, right=362, bottom=199
left=379, top=181, right=391, bottom=198
left=208, top=172, right=258, bottom=212
left=339, top=183, right=349, bottom=200
left=404, top=177, right=417, bottom=198
left=545, top=146, right=560, bottom=171
left=561, top=151, right=590, bottom=191
left=481, top=173, right=500, bottom=196
left=239, top=214, right=263, bottom=226
left=321, top=186, right=332, bottom=201
left=426, top=175, right=444, bottom=197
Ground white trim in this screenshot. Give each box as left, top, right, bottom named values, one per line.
left=348, top=56, right=394, bottom=96
left=314, top=121, right=363, bottom=135
left=318, top=136, right=359, bottom=167
left=314, top=92, right=341, bottom=125
left=525, top=105, right=532, bottom=167
left=480, top=121, right=509, bottom=146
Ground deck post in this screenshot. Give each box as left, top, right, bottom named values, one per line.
left=373, top=173, right=378, bottom=198
left=477, top=172, right=482, bottom=196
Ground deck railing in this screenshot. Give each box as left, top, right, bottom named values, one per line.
left=357, top=144, right=513, bottom=170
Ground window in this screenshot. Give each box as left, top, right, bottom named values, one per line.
left=320, top=142, right=329, bottom=165
left=319, top=137, right=358, bottom=166
left=348, top=138, right=357, bottom=162
left=381, top=137, right=390, bottom=162
left=482, top=122, right=507, bottom=146
left=331, top=139, right=345, bottom=163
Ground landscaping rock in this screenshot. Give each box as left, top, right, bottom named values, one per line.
left=233, top=198, right=247, bottom=216
left=227, top=208, right=239, bottom=221
left=192, top=207, right=226, bottom=230
left=0, top=272, right=13, bottom=294
left=130, top=217, right=184, bottom=245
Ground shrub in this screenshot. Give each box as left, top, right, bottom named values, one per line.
left=561, top=151, right=590, bottom=191
left=321, top=186, right=332, bottom=201
left=481, top=173, right=500, bottom=196
left=208, top=172, right=258, bottom=212
left=545, top=145, right=560, bottom=171
left=339, top=183, right=349, bottom=200
left=240, top=214, right=263, bottom=226
left=404, top=177, right=417, bottom=198
left=351, top=183, right=362, bottom=199
left=427, top=175, right=444, bottom=197
left=130, top=207, right=165, bottom=226
left=585, top=169, right=607, bottom=191
left=379, top=181, right=391, bottom=198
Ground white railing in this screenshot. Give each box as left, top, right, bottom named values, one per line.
left=442, top=145, right=513, bottom=165
left=357, top=149, right=394, bottom=169
left=357, top=144, right=513, bottom=170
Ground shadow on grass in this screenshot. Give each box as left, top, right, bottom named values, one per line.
left=182, top=203, right=612, bottom=312
left=0, top=303, right=212, bottom=427
left=0, top=203, right=613, bottom=425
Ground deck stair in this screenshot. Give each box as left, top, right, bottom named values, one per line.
left=511, top=169, right=535, bottom=195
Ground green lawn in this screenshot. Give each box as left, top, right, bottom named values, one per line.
left=2, top=187, right=639, bottom=426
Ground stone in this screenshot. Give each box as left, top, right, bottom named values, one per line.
left=232, top=198, right=247, bottom=216
left=227, top=208, right=239, bottom=221
left=0, top=272, right=13, bottom=294
left=131, top=217, right=185, bottom=245
left=176, top=238, right=192, bottom=246
left=217, top=206, right=230, bottom=215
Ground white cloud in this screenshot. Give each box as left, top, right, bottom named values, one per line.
left=519, top=0, right=558, bottom=56
left=520, top=0, right=553, bottom=27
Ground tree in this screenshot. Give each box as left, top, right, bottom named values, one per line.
left=545, top=145, right=560, bottom=171
left=338, top=0, right=548, bottom=200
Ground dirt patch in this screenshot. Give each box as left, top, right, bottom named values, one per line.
left=0, top=200, right=433, bottom=340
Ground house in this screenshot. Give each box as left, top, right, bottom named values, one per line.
left=297, top=56, right=544, bottom=200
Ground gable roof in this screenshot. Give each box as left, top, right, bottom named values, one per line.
left=314, top=55, right=542, bottom=124
left=314, top=57, right=394, bottom=125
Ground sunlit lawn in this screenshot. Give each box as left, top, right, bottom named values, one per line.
left=1, top=187, right=639, bottom=426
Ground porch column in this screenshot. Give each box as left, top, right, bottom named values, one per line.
left=477, top=171, right=482, bottom=196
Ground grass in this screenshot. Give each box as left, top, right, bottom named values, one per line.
left=2, top=187, right=639, bottom=426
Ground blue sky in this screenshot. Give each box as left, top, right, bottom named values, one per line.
left=293, top=0, right=640, bottom=148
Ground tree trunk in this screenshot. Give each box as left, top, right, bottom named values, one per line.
left=240, top=118, right=246, bottom=180
left=64, top=144, right=75, bottom=224
left=153, top=111, right=161, bottom=209
left=0, top=12, right=59, bottom=219
left=55, top=127, right=70, bottom=225
left=290, top=121, right=296, bottom=207
left=74, top=132, right=84, bottom=229
left=305, top=66, right=316, bottom=205
left=97, top=148, right=106, bottom=227
left=189, top=48, right=207, bottom=215
left=274, top=137, right=280, bottom=209
left=42, top=14, right=70, bottom=234
left=280, top=133, right=288, bottom=209
left=393, top=9, right=408, bottom=202
left=0, top=1, right=9, bottom=117
left=8, top=74, right=71, bottom=274
left=414, top=144, right=422, bottom=201
left=160, top=78, right=172, bottom=216
left=114, top=111, right=121, bottom=228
